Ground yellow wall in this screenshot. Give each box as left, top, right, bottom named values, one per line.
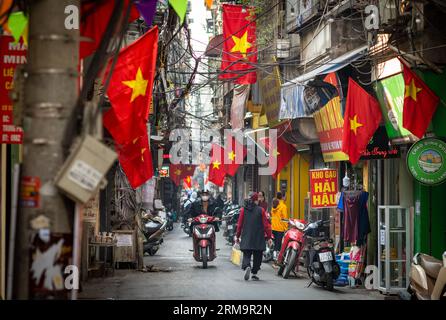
left=276, top=154, right=310, bottom=219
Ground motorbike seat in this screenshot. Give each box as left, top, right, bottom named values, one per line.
left=419, top=254, right=442, bottom=279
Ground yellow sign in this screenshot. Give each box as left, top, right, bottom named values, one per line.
left=259, top=61, right=283, bottom=127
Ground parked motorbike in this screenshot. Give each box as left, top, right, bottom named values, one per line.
left=402, top=252, right=446, bottom=300
left=142, top=213, right=167, bottom=256
left=224, top=207, right=240, bottom=245
left=303, top=220, right=340, bottom=291
left=166, top=211, right=174, bottom=231
left=277, top=218, right=306, bottom=279
left=190, top=214, right=220, bottom=269
left=183, top=219, right=192, bottom=237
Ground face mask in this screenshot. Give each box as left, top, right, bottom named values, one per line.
left=202, top=196, right=209, bottom=202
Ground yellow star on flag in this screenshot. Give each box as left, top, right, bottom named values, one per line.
left=272, top=148, right=280, bottom=157
left=212, top=160, right=221, bottom=169
left=230, top=31, right=252, bottom=58
left=349, top=115, right=363, bottom=135
left=228, top=151, right=236, bottom=161
left=140, top=148, right=147, bottom=162
left=175, top=169, right=182, bottom=176
left=122, top=67, right=148, bottom=102
left=405, top=79, right=422, bottom=101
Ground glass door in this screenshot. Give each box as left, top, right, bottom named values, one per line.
left=378, top=206, right=410, bottom=294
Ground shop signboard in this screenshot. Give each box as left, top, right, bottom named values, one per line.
left=310, top=169, right=338, bottom=208
left=0, top=36, right=27, bottom=126
left=375, top=73, right=418, bottom=144
left=407, top=138, right=446, bottom=186
left=259, top=64, right=283, bottom=128
left=313, top=73, right=349, bottom=162
left=360, top=126, right=400, bottom=160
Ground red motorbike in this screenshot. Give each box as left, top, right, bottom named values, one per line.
left=277, top=218, right=306, bottom=279
left=190, top=214, right=219, bottom=269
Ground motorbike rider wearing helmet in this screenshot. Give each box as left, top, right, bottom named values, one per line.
left=187, top=190, right=220, bottom=232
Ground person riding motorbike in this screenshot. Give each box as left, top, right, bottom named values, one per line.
left=187, top=190, right=220, bottom=232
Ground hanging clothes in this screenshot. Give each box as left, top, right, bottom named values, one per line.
left=343, top=190, right=362, bottom=243
left=342, top=190, right=370, bottom=244
left=357, top=191, right=371, bottom=246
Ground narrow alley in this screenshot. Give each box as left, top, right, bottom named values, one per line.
left=79, top=223, right=382, bottom=300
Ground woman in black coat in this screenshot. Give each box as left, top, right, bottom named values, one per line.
left=235, top=192, right=272, bottom=281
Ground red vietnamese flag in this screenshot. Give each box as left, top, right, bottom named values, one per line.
left=261, top=136, right=296, bottom=179
left=400, top=60, right=439, bottom=139
left=223, top=134, right=247, bottom=176
left=342, top=78, right=382, bottom=164
left=183, top=176, right=192, bottom=189
left=117, top=134, right=153, bottom=189
left=169, top=163, right=196, bottom=186
left=219, top=4, right=257, bottom=84
left=208, top=144, right=226, bottom=187
left=103, top=26, right=158, bottom=145
left=80, top=0, right=140, bottom=59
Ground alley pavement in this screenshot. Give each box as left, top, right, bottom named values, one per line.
left=79, top=222, right=383, bottom=300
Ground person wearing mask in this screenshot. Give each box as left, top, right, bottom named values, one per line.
left=271, top=192, right=288, bottom=263
left=235, top=192, right=272, bottom=281
left=188, top=190, right=219, bottom=231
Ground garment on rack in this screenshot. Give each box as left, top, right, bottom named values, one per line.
left=343, top=190, right=361, bottom=243
left=357, top=191, right=371, bottom=246
left=342, top=190, right=370, bottom=244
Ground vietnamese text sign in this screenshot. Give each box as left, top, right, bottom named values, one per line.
left=0, top=35, right=27, bottom=126
left=407, top=138, right=446, bottom=186
left=310, top=169, right=338, bottom=208
left=260, top=64, right=282, bottom=127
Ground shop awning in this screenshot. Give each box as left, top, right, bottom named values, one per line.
left=204, top=34, right=224, bottom=57
left=279, top=45, right=369, bottom=120
left=282, top=45, right=369, bottom=87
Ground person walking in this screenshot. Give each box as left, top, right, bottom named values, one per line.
left=235, top=192, right=272, bottom=281
left=258, top=191, right=268, bottom=212
left=271, top=192, right=288, bottom=264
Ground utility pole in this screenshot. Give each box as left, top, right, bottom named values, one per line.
left=15, top=0, right=79, bottom=299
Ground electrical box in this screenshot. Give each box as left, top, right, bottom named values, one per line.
left=55, top=135, right=117, bottom=203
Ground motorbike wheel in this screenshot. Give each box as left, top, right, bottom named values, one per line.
left=148, top=247, right=158, bottom=256
left=201, top=247, right=208, bottom=269
left=283, top=249, right=297, bottom=279
left=277, top=265, right=284, bottom=276
left=325, top=273, right=334, bottom=291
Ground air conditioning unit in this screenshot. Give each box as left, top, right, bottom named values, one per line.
left=277, top=38, right=291, bottom=58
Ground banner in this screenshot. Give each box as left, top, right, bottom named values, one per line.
left=231, top=84, right=250, bottom=131
left=310, top=169, right=338, bottom=209
left=313, top=73, right=349, bottom=162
